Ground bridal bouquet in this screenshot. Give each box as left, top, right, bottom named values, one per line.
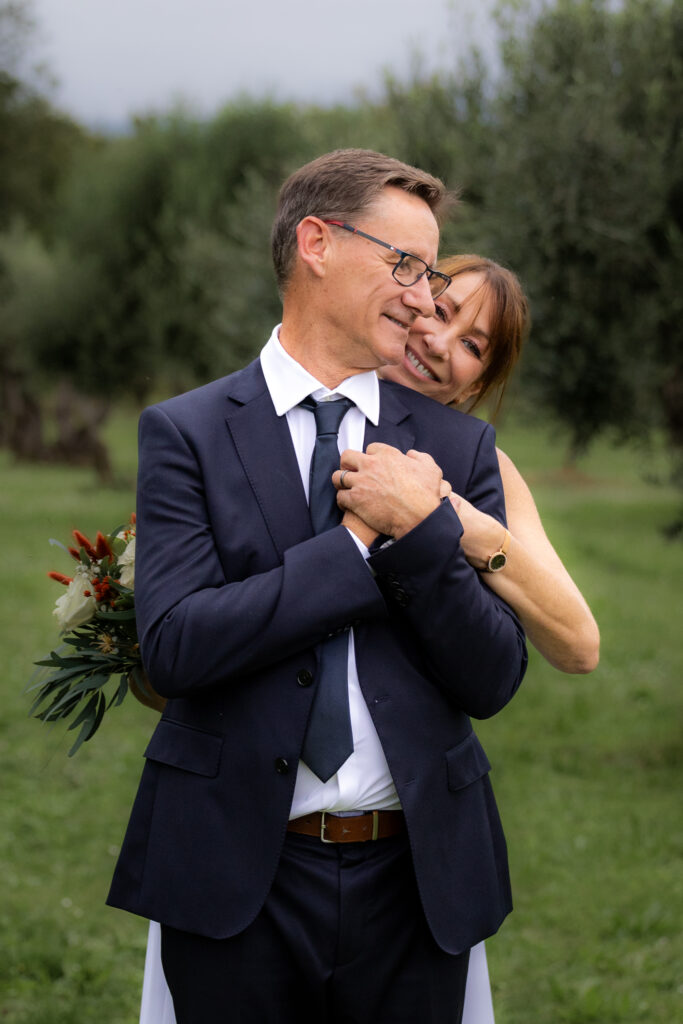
left=28, top=517, right=164, bottom=756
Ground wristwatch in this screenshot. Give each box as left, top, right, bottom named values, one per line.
left=486, top=529, right=511, bottom=572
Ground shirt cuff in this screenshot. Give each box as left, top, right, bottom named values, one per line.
left=345, top=526, right=372, bottom=561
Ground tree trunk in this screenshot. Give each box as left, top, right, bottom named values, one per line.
left=0, top=363, right=113, bottom=484
left=51, top=381, right=114, bottom=485
left=0, top=363, right=49, bottom=460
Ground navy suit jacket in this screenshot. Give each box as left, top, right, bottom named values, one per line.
left=107, top=359, right=527, bottom=955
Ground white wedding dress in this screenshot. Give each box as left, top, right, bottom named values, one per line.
left=140, top=921, right=495, bottom=1023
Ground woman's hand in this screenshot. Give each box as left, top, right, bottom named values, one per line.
left=340, top=508, right=380, bottom=548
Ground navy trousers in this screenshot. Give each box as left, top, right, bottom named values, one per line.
left=161, top=831, right=470, bottom=1024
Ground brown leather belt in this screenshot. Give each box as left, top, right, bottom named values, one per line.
left=287, top=810, right=406, bottom=844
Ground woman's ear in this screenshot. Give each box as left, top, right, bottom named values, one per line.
left=295, top=217, right=329, bottom=279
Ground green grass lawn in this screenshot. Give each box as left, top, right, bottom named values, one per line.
left=1, top=406, right=681, bottom=1022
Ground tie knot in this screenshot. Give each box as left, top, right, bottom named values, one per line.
left=300, top=395, right=355, bottom=436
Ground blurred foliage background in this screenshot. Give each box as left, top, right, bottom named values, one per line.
left=1, top=0, right=682, bottom=493
left=1, top=0, right=682, bottom=1021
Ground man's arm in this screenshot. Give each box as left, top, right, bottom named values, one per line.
left=335, top=431, right=527, bottom=719
left=134, top=405, right=386, bottom=698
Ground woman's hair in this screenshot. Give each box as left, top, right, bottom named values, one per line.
left=437, top=254, right=530, bottom=414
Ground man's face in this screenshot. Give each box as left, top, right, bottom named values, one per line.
left=322, top=186, right=440, bottom=375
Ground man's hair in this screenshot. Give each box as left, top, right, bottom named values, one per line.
left=271, top=149, right=454, bottom=294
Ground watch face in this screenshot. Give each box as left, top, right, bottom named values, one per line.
left=489, top=552, right=507, bottom=572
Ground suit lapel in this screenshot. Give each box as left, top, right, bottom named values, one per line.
left=225, top=362, right=312, bottom=560
left=364, top=381, right=416, bottom=453
left=224, top=370, right=417, bottom=560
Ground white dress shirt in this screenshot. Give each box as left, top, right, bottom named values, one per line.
left=260, top=327, right=401, bottom=816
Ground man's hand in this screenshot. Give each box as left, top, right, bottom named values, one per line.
left=333, top=444, right=446, bottom=539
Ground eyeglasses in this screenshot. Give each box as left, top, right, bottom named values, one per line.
left=322, top=220, right=452, bottom=300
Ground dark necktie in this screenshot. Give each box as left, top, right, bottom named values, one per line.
left=299, top=394, right=355, bottom=782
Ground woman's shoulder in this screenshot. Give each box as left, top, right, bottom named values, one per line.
left=496, top=447, right=532, bottom=494
left=495, top=447, right=551, bottom=544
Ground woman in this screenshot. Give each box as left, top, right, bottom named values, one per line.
left=139, top=255, right=599, bottom=1024
left=379, top=254, right=600, bottom=675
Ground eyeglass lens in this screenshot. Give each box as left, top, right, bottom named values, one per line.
left=394, top=257, right=449, bottom=298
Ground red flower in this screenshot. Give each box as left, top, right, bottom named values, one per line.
left=92, top=575, right=116, bottom=605
left=72, top=530, right=98, bottom=561
left=94, top=531, right=113, bottom=559
left=47, top=571, right=72, bottom=586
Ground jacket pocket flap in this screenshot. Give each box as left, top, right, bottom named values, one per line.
left=446, top=732, right=491, bottom=792
left=144, top=719, right=223, bottom=778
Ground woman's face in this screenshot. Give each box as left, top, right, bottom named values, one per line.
left=380, top=271, right=492, bottom=406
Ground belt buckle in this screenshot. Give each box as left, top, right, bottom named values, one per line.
left=319, top=811, right=334, bottom=844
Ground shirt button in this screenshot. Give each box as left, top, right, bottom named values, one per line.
left=274, top=758, right=290, bottom=774
left=297, top=669, right=313, bottom=687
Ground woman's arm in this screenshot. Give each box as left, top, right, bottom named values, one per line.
left=450, top=448, right=600, bottom=673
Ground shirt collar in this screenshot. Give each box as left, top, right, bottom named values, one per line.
left=260, top=326, right=380, bottom=426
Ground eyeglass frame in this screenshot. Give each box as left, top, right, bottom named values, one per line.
left=322, top=220, right=452, bottom=300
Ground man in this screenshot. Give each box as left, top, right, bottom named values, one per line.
left=108, top=149, right=527, bottom=1023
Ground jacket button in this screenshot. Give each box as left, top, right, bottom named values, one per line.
left=274, top=757, right=289, bottom=774
left=297, top=669, right=313, bottom=687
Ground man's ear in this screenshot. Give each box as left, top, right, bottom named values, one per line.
left=295, top=217, right=330, bottom=279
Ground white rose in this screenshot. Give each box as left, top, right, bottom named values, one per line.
left=118, top=536, right=135, bottom=589
left=53, top=566, right=97, bottom=630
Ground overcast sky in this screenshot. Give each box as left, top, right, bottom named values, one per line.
left=32, top=0, right=496, bottom=127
